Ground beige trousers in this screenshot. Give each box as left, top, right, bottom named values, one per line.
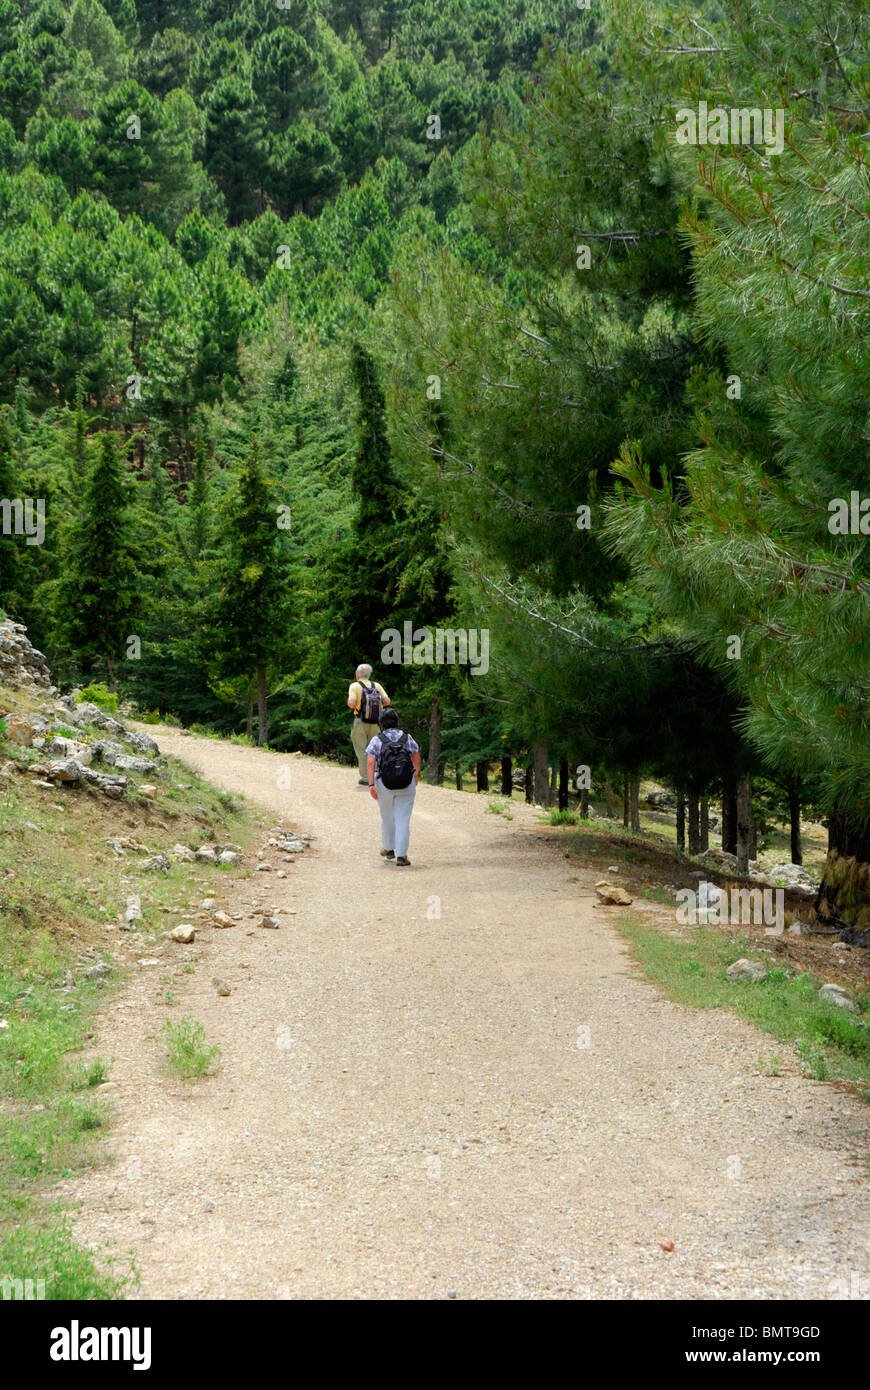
left=351, top=717, right=380, bottom=777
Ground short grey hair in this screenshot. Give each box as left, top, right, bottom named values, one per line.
left=356, top=663, right=372, bottom=679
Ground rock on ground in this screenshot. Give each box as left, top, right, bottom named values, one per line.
left=726, top=958, right=768, bottom=982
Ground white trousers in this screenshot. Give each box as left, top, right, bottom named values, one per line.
left=375, top=777, right=416, bottom=858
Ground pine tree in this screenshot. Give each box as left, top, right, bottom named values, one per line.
left=203, top=75, right=269, bottom=225
left=60, top=432, right=139, bottom=689
left=321, top=340, right=404, bottom=674
left=604, top=0, right=870, bottom=933
left=0, top=415, right=21, bottom=615
left=188, top=438, right=210, bottom=560
left=211, top=439, right=290, bottom=745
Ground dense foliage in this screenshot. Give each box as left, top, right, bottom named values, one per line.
left=1, top=0, right=869, bottom=924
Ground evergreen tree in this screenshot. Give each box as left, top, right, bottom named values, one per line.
left=211, top=439, right=290, bottom=745
left=0, top=415, right=21, bottom=615
left=203, top=75, right=269, bottom=225
left=59, top=432, right=139, bottom=689
left=604, top=0, right=870, bottom=933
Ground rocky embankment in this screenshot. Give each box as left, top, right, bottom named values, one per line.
left=0, top=619, right=162, bottom=799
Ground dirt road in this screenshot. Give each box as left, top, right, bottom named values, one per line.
left=67, top=730, right=870, bottom=1299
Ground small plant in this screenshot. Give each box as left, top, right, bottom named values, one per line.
left=76, top=683, right=118, bottom=712
left=73, top=1102, right=104, bottom=1133
left=164, top=991, right=176, bottom=1005
left=756, top=1053, right=783, bottom=1076
left=795, top=1037, right=830, bottom=1081
left=545, top=808, right=579, bottom=826
left=163, top=1016, right=220, bottom=1080
left=139, top=709, right=161, bottom=725
left=72, top=1057, right=110, bottom=1089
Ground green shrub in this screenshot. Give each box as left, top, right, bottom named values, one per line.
left=76, top=683, right=117, bottom=712
left=163, top=1017, right=221, bottom=1080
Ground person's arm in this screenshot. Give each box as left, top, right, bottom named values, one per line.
left=412, top=751, right=421, bottom=784
left=347, top=683, right=359, bottom=712
left=367, top=752, right=377, bottom=799
left=380, top=684, right=390, bottom=708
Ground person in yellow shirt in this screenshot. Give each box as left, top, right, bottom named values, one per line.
left=346, top=663, right=390, bottom=784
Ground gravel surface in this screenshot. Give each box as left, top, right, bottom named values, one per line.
left=66, top=730, right=870, bottom=1300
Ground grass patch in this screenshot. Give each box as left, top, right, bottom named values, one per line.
left=616, top=916, right=870, bottom=1099
left=756, top=1053, right=784, bottom=1076
left=0, top=1219, right=135, bottom=1300
left=163, top=1016, right=221, bottom=1080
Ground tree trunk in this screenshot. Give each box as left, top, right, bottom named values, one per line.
left=455, top=764, right=463, bottom=791
left=548, top=765, right=557, bottom=806
left=476, top=761, right=489, bottom=792
left=722, top=773, right=737, bottom=854
left=789, top=788, right=802, bottom=865
left=501, top=754, right=512, bottom=798
left=735, top=773, right=752, bottom=875
left=525, top=764, right=533, bottom=804
left=687, top=789, right=700, bottom=855
left=558, top=757, right=569, bottom=812
left=816, top=807, right=870, bottom=935
left=106, top=652, right=116, bottom=693
left=580, top=788, right=589, bottom=819
left=623, top=777, right=629, bottom=828
left=427, top=698, right=442, bottom=785
left=700, top=797, right=710, bottom=852
left=748, top=814, right=758, bottom=862
left=629, top=777, right=640, bottom=833
left=604, top=780, right=615, bottom=818
left=246, top=691, right=253, bottom=742
left=676, top=787, right=685, bottom=853
left=533, top=740, right=548, bottom=805
left=256, top=665, right=268, bottom=747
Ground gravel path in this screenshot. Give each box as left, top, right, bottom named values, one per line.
left=66, top=730, right=870, bottom=1300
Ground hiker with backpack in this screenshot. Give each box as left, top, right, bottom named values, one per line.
left=366, top=708, right=420, bottom=867
left=347, top=663, right=390, bottom=785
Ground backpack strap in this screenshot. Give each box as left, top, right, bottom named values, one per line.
left=376, top=729, right=406, bottom=766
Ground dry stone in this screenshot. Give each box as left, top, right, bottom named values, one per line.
left=595, top=880, right=633, bottom=906
left=726, top=958, right=767, bottom=982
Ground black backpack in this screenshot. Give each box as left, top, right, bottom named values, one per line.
left=358, top=680, right=382, bottom=723
left=377, top=731, right=414, bottom=789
